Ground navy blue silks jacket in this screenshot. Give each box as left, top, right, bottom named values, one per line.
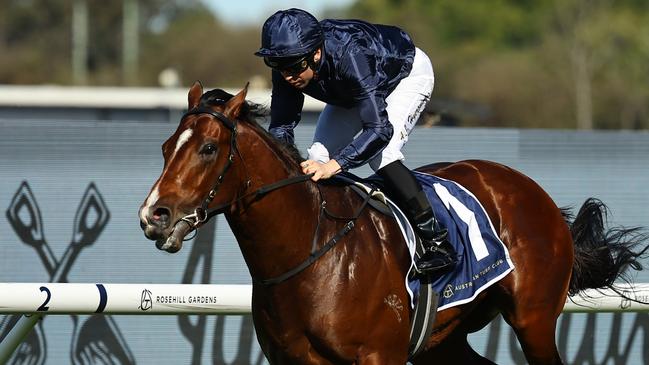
left=269, top=19, right=416, bottom=171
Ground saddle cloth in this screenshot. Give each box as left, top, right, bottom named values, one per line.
left=336, top=171, right=515, bottom=311
left=406, top=171, right=514, bottom=310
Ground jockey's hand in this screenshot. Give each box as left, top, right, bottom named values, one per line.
left=301, top=159, right=341, bottom=181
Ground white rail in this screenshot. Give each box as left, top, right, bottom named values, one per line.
left=563, top=283, right=649, bottom=312
left=0, top=283, right=252, bottom=363
left=0, top=85, right=326, bottom=111
left=1, top=283, right=648, bottom=315
left=1, top=282, right=648, bottom=363
left=0, top=283, right=252, bottom=315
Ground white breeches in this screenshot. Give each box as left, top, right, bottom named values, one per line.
left=308, top=47, right=435, bottom=171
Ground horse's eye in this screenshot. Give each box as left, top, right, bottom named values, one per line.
left=200, top=143, right=218, bottom=155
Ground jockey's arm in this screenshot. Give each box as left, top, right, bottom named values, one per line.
left=331, top=52, right=393, bottom=171
left=269, top=70, right=305, bottom=145
left=301, top=90, right=392, bottom=180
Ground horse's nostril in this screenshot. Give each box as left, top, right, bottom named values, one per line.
left=151, top=207, right=171, bottom=227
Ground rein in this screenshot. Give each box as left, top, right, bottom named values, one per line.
left=176, top=106, right=374, bottom=286
left=202, top=173, right=315, bottom=219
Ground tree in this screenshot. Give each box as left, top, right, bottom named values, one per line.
left=344, top=0, right=649, bottom=129
left=0, top=0, right=71, bottom=84
left=550, top=0, right=649, bottom=129
left=140, top=8, right=267, bottom=88
left=1, top=1, right=648, bottom=129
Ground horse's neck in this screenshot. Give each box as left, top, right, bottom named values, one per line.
left=228, top=127, right=409, bottom=293
left=227, top=128, right=326, bottom=281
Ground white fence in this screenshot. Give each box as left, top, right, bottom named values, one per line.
left=0, top=85, right=325, bottom=111
left=1, top=283, right=649, bottom=315
left=0, top=283, right=252, bottom=315
left=0, top=283, right=251, bottom=363
left=1, top=282, right=648, bottom=363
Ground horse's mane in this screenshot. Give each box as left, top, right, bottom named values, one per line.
left=199, top=88, right=305, bottom=167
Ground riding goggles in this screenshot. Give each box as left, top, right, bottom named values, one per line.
left=264, top=54, right=311, bottom=75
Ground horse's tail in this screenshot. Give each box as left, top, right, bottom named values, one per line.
left=563, top=198, right=649, bottom=296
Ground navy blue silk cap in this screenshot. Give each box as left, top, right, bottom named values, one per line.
left=255, top=8, right=323, bottom=58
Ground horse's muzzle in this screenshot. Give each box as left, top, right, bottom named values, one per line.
left=140, top=222, right=183, bottom=253
left=139, top=206, right=190, bottom=253
left=153, top=220, right=192, bottom=253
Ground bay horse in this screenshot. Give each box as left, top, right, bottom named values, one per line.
left=139, top=81, right=647, bottom=364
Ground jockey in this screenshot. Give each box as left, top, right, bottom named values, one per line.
left=255, top=8, right=457, bottom=274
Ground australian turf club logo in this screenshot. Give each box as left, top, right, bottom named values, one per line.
left=1, top=181, right=135, bottom=365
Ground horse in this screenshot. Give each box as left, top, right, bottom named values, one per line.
left=139, top=81, right=648, bottom=364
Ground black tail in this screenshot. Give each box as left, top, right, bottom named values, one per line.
left=563, top=198, right=649, bottom=296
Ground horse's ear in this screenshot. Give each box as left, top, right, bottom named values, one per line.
left=224, top=83, right=249, bottom=118
left=188, top=80, right=203, bottom=109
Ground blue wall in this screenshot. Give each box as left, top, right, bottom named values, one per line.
left=1, top=119, right=648, bottom=364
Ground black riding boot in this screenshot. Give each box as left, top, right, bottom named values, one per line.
left=377, top=161, right=457, bottom=275
left=406, top=191, right=457, bottom=274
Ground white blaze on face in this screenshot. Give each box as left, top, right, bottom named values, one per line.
left=174, top=129, right=193, bottom=156
left=140, top=185, right=160, bottom=224
left=141, top=128, right=193, bottom=225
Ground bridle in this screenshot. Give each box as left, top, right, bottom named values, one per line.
left=176, top=106, right=313, bottom=230
left=177, top=106, right=239, bottom=229
left=172, top=105, right=372, bottom=286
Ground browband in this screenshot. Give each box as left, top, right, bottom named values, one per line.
left=182, top=107, right=236, bottom=130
